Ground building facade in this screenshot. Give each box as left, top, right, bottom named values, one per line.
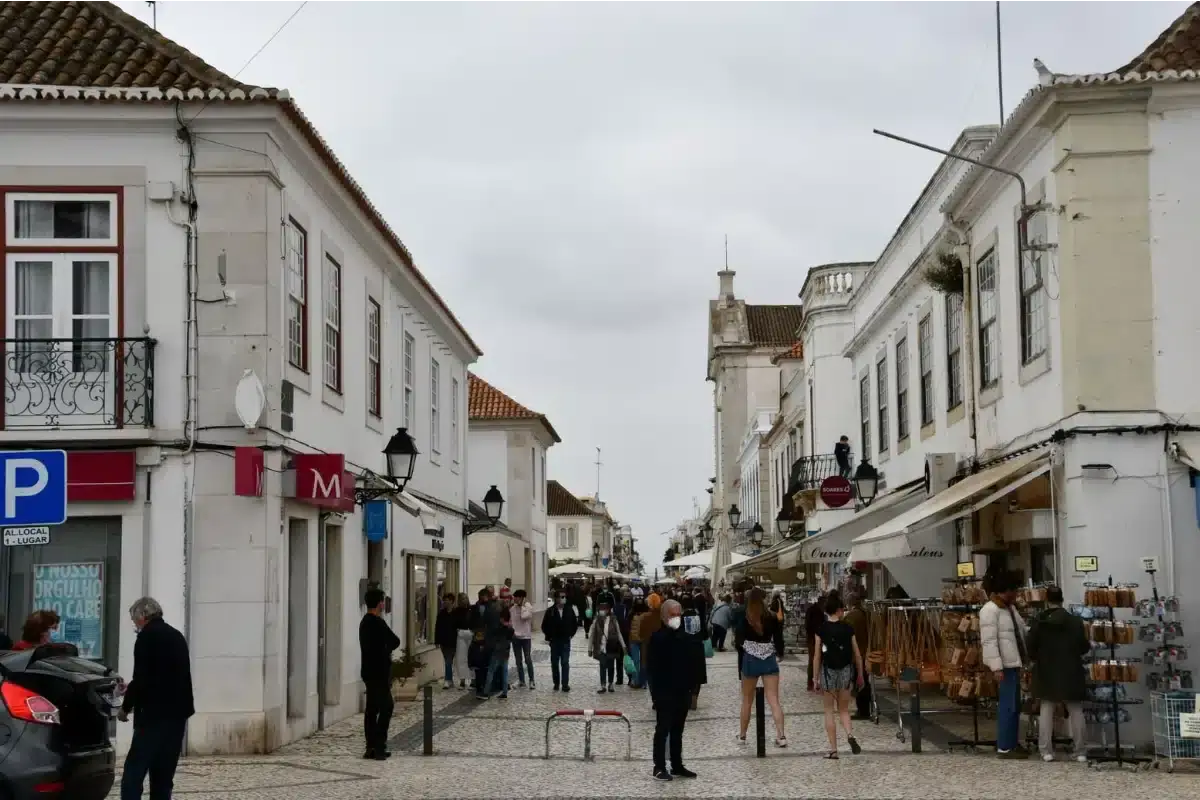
left=545, top=480, right=607, bottom=567
left=0, top=1, right=496, bottom=755
left=465, top=373, right=558, bottom=605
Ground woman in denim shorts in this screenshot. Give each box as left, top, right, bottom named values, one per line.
left=733, top=588, right=788, bottom=747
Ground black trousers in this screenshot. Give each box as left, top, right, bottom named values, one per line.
left=856, top=667, right=873, bottom=717
left=652, top=699, right=690, bottom=771
left=363, top=678, right=395, bottom=753
left=711, top=624, right=727, bottom=650
left=120, top=717, right=186, bottom=800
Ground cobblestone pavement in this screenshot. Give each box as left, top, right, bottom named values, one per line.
left=112, top=636, right=1196, bottom=798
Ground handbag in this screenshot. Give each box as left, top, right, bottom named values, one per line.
left=623, top=654, right=636, bottom=675
left=704, top=638, right=714, bottom=659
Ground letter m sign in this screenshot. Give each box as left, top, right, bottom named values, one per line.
left=293, top=453, right=346, bottom=507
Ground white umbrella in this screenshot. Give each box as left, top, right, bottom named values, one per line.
left=662, top=549, right=751, bottom=569
left=683, top=566, right=709, bottom=580
left=549, top=563, right=612, bottom=577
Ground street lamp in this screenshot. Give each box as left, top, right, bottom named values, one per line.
left=728, top=504, right=742, bottom=529
left=384, top=428, right=419, bottom=491
left=592, top=541, right=601, bottom=567
left=750, top=522, right=764, bottom=546
left=700, top=522, right=713, bottom=548
left=854, top=460, right=880, bottom=507
left=464, top=487, right=507, bottom=534
left=775, top=508, right=792, bottom=538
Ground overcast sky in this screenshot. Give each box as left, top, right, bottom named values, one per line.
left=119, top=1, right=1186, bottom=571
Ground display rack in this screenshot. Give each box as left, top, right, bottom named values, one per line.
left=941, top=577, right=996, bottom=752
left=1143, top=566, right=1196, bottom=771
left=1078, top=577, right=1145, bottom=767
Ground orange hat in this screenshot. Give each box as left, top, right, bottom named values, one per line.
left=647, top=592, right=663, bottom=610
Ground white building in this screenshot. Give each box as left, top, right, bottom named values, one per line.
left=737, top=6, right=1200, bottom=742
left=706, top=270, right=803, bottom=581
left=0, top=1, right=498, bottom=755
left=465, top=373, right=558, bottom=605
left=546, top=480, right=610, bottom=567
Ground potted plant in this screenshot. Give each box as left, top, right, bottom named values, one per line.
left=390, top=649, right=424, bottom=701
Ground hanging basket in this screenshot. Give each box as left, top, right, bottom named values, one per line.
left=924, top=251, right=964, bottom=294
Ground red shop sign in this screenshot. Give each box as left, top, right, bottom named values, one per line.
left=234, top=447, right=265, bottom=498
left=292, top=453, right=355, bottom=512
left=67, top=451, right=137, bottom=502
left=819, top=476, right=853, bottom=509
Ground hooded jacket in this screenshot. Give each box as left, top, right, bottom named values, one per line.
left=1026, top=605, right=1089, bottom=702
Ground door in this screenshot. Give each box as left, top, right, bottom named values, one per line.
left=5, top=254, right=118, bottom=428
left=321, top=524, right=343, bottom=713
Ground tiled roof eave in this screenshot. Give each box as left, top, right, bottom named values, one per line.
left=940, top=70, right=1200, bottom=217
left=0, top=83, right=482, bottom=359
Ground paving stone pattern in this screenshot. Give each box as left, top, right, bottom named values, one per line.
left=110, top=636, right=1198, bottom=798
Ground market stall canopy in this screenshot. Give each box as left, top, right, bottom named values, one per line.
left=849, top=449, right=1051, bottom=562
left=549, top=564, right=612, bottom=577
left=683, top=566, right=709, bottom=579
left=662, top=549, right=751, bottom=569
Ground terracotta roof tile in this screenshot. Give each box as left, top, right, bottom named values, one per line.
left=772, top=341, right=803, bottom=363
left=0, top=1, right=261, bottom=91
left=547, top=480, right=597, bottom=517
left=745, top=305, right=803, bottom=346
left=468, top=373, right=561, bottom=442
left=1118, top=2, right=1200, bottom=74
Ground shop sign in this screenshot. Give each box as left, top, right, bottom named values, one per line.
left=1140, top=556, right=1159, bottom=573
left=819, top=476, right=853, bottom=508
left=33, top=562, right=103, bottom=659
left=427, top=524, right=445, bottom=552
left=1075, top=556, right=1099, bottom=573
left=363, top=500, right=388, bottom=542
left=3, top=526, right=50, bottom=546
left=233, top=447, right=265, bottom=497
left=291, top=454, right=355, bottom=512
left=66, top=451, right=136, bottom=502
left=0, top=450, right=67, bottom=526
left=1179, top=712, right=1200, bottom=738
left=956, top=561, right=975, bottom=578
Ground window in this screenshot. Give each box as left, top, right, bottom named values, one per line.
left=557, top=525, right=578, bottom=550
left=540, top=452, right=546, bottom=507
left=1020, top=211, right=1048, bottom=364
left=876, top=355, right=889, bottom=453
left=450, top=376, right=460, bottom=462
left=945, top=293, right=964, bottom=409
left=403, top=332, right=415, bottom=428
left=406, top=555, right=459, bottom=652
left=859, top=374, right=871, bottom=460
left=918, top=315, right=934, bottom=426
left=430, top=358, right=441, bottom=454
left=896, top=335, right=910, bottom=441
left=7, top=194, right=115, bottom=246
left=977, top=248, right=999, bottom=387
left=284, top=219, right=307, bottom=370
left=367, top=299, right=381, bottom=417
left=323, top=255, right=341, bottom=392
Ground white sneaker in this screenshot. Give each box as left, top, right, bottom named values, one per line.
left=1075, top=755, right=1088, bottom=764
left=1042, top=754, right=1054, bottom=762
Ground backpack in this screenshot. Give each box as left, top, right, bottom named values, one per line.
left=821, top=623, right=852, bottom=670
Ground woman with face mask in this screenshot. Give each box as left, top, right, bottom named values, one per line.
left=646, top=600, right=697, bottom=781
left=588, top=601, right=627, bottom=693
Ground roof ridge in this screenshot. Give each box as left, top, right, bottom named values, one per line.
left=468, top=372, right=540, bottom=417
left=84, top=0, right=258, bottom=91
left=1116, top=1, right=1200, bottom=75
left=547, top=479, right=599, bottom=517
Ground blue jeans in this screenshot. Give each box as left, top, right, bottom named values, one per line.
left=997, top=667, right=1022, bottom=751
left=486, top=654, right=509, bottom=697
left=513, top=638, right=534, bottom=685
left=550, top=639, right=571, bottom=689
left=441, top=646, right=455, bottom=683
left=629, top=642, right=643, bottom=687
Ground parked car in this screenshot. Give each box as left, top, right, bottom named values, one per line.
left=0, top=645, right=122, bottom=799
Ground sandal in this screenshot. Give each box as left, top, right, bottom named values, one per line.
left=775, top=736, right=788, bottom=748
left=825, top=751, right=839, bottom=759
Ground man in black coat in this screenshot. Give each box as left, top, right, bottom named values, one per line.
left=359, top=588, right=401, bottom=760
left=1026, top=586, right=1089, bottom=762
left=647, top=600, right=697, bottom=782
left=118, top=596, right=195, bottom=800
left=541, top=591, right=579, bottom=692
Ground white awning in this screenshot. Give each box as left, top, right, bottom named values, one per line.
left=394, top=491, right=439, bottom=530
left=849, top=449, right=1051, bottom=562
left=662, top=549, right=750, bottom=569
left=801, top=484, right=928, bottom=563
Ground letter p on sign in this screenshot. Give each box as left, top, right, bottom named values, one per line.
left=0, top=451, right=67, bottom=527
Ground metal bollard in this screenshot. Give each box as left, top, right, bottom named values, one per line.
left=423, top=684, right=434, bottom=756
left=909, top=685, right=921, bottom=754
left=755, top=686, right=766, bottom=758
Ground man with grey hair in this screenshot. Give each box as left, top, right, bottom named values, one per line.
left=118, top=597, right=194, bottom=800
left=646, top=599, right=698, bottom=781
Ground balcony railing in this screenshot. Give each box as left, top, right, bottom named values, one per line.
left=787, top=453, right=852, bottom=493
left=2, top=338, right=156, bottom=430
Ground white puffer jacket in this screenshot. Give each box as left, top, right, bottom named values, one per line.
left=979, top=599, right=1027, bottom=671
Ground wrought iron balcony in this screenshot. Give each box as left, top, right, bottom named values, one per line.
left=2, top=338, right=156, bottom=430
left=787, top=453, right=853, bottom=493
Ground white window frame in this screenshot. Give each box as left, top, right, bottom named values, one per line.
left=896, top=336, right=910, bottom=442
left=876, top=355, right=889, bottom=453
left=859, top=374, right=871, bottom=461
left=5, top=193, right=118, bottom=248
left=6, top=253, right=118, bottom=341
left=1020, top=212, right=1048, bottom=365
left=403, top=331, right=415, bottom=429
left=285, top=219, right=307, bottom=371
left=323, top=255, right=341, bottom=392
left=976, top=248, right=1000, bottom=388
left=945, top=293, right=964, bottom=409
left=430, top=357, right=441, bottom=455
left=450, top=376, right=460, bottom=463
left=558, top=524, right=578, bottom=550
left=918, top=315, right=934, bottom=426
left=367, top=298, right=381, bottom=417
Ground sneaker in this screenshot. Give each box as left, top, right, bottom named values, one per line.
left=498, top=693, right=509, bottom=700
left=652, top=769, right=672, bottom=781
left=735, top=733, right=747, bottom=745
left=562, top=686, right=570, bottom=693
left=671, top=766, right=697, bottom=779
left=475, top=693, right=489, bottom=701
left=608, top=683, right=615, bottom=692
left=1042, top=754, right=1054, bottom=762
left=997, top=749, right=1029, bottom=760
left=1075, top=755, right=1089, bottom=764
left=370, top=750, right=391, bottom=761
left=518, top=682, right=526, bottom=689
left=459, top=680, right=466, bottom=688
left=529, top=682, right=536, bottom=690
left=598, top=687, right=608, bottom=694
left=443, top=681, right=453, bottom=690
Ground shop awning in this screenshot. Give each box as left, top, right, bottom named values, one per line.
left=394, top=491, right=439, bottom=530
left=662, top=549, right=750, bottom=569
left=849, top=449, right=1051, bottom=562
left=800, top=484, right=927, bottom=563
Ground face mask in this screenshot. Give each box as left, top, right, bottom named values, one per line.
left=48, top=627, right=63, bottom=643
left=597, top=610, right=608, bottom=618
left=667, top=617, right=682, bottom=630
left=557, top=598, right=566, bottom=606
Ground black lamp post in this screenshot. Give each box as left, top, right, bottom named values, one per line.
left=355, top=427, right=419, bottom=504
left=728, top=504, right=742, bottom=529
left=464, top=486, right=507, bottom=533
left=700, top=522, right=713, bottom=548
left=750, top=522, right=764, bottom=546
left=854, top=460, right=880, bottom=507
left=592, top=541, right=601, bottom=568
left=775, top=508, right=792, bottom=538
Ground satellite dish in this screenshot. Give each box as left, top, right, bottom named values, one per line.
left=234, top=369, right=267, bottom=431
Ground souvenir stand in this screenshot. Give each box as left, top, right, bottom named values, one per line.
left=1074, top=578, right=1145, bottom=766
left=940, top=578, right=997, bottom=752
left=1144, top=564, right=1195, bottom=771
left=864, top=597, right=948, bottom=742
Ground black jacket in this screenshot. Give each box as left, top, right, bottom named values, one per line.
left=648, top=626, right=698, bottom=706
left=451, top=606, right=471, bottom=631
left=1027, top=605, right=1089, bottom=702
left=434, top=608, right=458, bottom=650
left=541, top=603, right=579, bottom=641
left=359, top=612, right=401, bottom=683
left=122, top=616, right=195, bottom=722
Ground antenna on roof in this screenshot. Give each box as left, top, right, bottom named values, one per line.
left=595, top=447, right=602, bottom=500
left=996, top=1, right=1005, bottom=125
left=724, top=234, right=729, bottom=269
left=146, top=1, right=157, bottom=30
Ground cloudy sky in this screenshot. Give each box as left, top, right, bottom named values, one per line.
left=118, top=0, right=1186, bottom=570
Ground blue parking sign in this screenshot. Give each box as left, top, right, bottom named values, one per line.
left=0, top=450, right=68, bottom=527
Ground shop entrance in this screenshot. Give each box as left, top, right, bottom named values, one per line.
left=0, top=517, right=122, bottom=668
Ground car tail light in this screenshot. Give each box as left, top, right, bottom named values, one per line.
left=1, top=681, right=60, bottom=725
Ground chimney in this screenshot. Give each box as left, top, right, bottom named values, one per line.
left=718, top=269, right=736, bottom=301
